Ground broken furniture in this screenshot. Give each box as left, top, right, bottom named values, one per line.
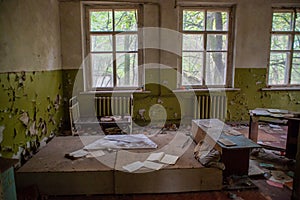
left=192, top=119, right=261, bottom=177
left=249, top=108, right=300, bottom=159
left=16, top=132, right=222, bottom=195
left=69, top=95, right=133, bottom=135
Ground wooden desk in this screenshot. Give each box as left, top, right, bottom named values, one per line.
left=249, top=108, right=300, bottom=159
left=192, top=119, right=261, bottom=177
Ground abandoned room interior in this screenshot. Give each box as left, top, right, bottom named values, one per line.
left=1, top=0, right=300, bottom=199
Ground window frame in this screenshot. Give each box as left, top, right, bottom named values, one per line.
left=178, top=6, right=235, bottom=89
left=83, top=4, right=144, bottom=91
left=267, top=8, right=300, bottom=87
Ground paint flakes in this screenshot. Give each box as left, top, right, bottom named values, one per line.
left=0, top=126, right=4, bottom=143
left=13, top=128, right=17, bottom=138
left=54, top=94, right=61, bottom=110
left=29, top=121, right=37, bottom=135
left=19, top=112, right=30, bottom=126
left=12, top=146, right=23, bottom=160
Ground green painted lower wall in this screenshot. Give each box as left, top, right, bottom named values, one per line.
left=0, top=70, right=64, bottom=159
left=2, top=68, right=298, bottom=159
left=61, top=68, right=300, bottom=127
left=227, top=68, right=300, bottom=121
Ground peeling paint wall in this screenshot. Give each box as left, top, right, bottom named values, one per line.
left=227, top=68, right=300, bottom=121
left=0, top=0, right=63, bottom=160
left=0, top=71, right=63, bottom=159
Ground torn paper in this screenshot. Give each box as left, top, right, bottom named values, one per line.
left=160, top=154, right=179, bottom=165
left=143, top=161, right=164, bottom=170
left=146, top=152, right=165, bottom=162
left=65, top=149, right=89, bottom=159
left=122, top=161, right=144, bottom=172
left=86, top=150, right=105, bottom=158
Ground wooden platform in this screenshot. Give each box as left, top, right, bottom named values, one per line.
left=16, top=133, right=222, bottom=195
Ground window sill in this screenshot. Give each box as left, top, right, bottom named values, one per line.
left=173, top=88, right=240, bottom=93
left=80, top=90, right=151, bottom=95
left=261, top=87, right=300, bottom=91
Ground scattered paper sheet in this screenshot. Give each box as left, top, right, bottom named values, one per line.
left=143, top=161, right=164, bottom=170
left=146, top=152, right=165, bottom=162
left=223, top=129, right=242, bottom=136
left=86, top=150, right=105, bottom=158
left=270, top=171, right=293, bottom=183
left=67, top=149, right=89, bottom=159
left=218, top=138, right=236, bottom=146
left=84, top=134, right=157, bottom=150
left=267, top=109, right=288, bottom=114
left=122, top=161, right=144, bottom=172
left=266, top=180, right=283, bottom=188
left=160, top=154, right=179, bottom=165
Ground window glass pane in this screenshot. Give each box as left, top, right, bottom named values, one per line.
left=268, top=52, right=289, bottom=85
left=91, top=54, right=113, bottom=88
left=116, top=34, right=138, bottom=51
left=90, top=35, right=112, bottom=52
left=183, top=10, right=205, bottom=31
left=116, top=53, right=138, bottom=87
left=206, top=52, right=227, bottom=85
left=207, top=34, right=227, bottom=51
left=182, top=34, right=203, bottom=50
left=272, top=12, right=293, bottom=31
left=90, top=10, right=113, bottom=31
left=115, top=10, right=137, bottom=31
left=206, top=11, right=228, bottom=31
left=294, top=34, right=300, bottom=50
left=296, top=11, right=300, bottom=31
left=291, top=53, right=300, bottom=84
left=182, top=52, right=203, bottom=85
left=271, top=34, right=290, bottom=50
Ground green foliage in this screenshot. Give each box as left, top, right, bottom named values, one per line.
left=182, top=9, right=228, bottom=86
left=89, top=9, right=138, bottom=87
left=269, top=10, right=300, bottom=85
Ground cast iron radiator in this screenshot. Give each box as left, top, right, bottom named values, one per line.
left=194, top=95, right=227, bottom=120
left=94, top=95, right=133, bottom=117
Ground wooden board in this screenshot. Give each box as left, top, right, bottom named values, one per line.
left=16, top=133, right=222, bottom=195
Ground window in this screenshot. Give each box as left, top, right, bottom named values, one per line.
left=179, top=7, right=234, bottom=88
left=268, top=9, right=300, bottom=86
left=84, top=6, right=142, bottom=90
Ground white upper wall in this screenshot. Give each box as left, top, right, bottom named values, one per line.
left=2, top=0, right=298, bottom=71
left=60, top=0, right=300, bottom=70
left=0, top=0, right=61, bottom=72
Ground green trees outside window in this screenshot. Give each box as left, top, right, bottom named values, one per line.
left=181, top=8, right=231, bottom=87
left=88, top=9, right=139, bottom=88
left=269, top=9, right=300, bottom=86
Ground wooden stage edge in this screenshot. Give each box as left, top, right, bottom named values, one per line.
left=16, top=134, right=222, bottom=195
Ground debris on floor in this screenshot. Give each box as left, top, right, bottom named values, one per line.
left=249, top=147, right=295, bottom=193
left=194, top=140, right=225, bottom=170
left=224, top=175, right=257, bottom=190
